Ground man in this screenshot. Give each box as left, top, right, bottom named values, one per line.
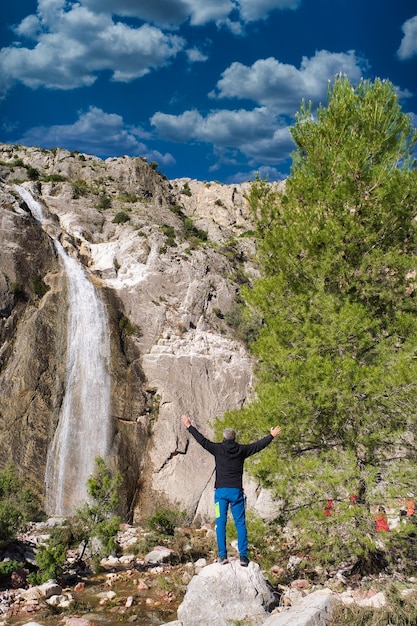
left=181, top=415, right=281, bottom=566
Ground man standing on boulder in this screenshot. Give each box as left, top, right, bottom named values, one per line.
left=181, top=415, right=281, bottom=566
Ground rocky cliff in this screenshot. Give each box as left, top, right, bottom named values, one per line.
left=0, top=143, right=279, bottom=522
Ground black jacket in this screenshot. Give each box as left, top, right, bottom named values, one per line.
left=187, top=425, right=274, bottom=489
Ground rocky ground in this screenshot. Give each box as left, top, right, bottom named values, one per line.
left=1, top=520, right=417, bottom=626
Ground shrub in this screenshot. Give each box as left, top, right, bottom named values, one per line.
left=32, top=276, right=50, bottom=298
left=118, top=192, right=138, bottom=203
left=0, top=464, right=42, bottom=544
left=29, top=535, right=67, bottom=584
left=181, top=182, right=192, bottom=196
left=148, top=508, right=186, bottom=537
left=74, top=457, right=123, bottom=566
left=118, top=314, right=142, bottom=338
left=0, top=560, right=25, bottom=586
left=72, top=180, right=89, bottom=198
left=161, top=225, right=176, bottom=247
left=26, top=166, right=40, bottom=181
left=96, top=195, right=112, bottom=210
left=183, top=217, right=207, bottom=242
left=112, top=211, right=130, bottom=224
left=169, top=205, right=185, bottom=218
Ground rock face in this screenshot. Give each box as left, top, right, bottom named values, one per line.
left=0, top=143, right=281, bottom=521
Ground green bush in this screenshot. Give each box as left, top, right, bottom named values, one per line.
left=183, top=217, right=207, bottom=242
left=161, top=225, right=176, bottom=247
left=112, top=211, right=130, bottom=224
left=0, top=464, right=42, bottom=544
left=181, top=182, right=192, bottom=196
left=26, top=166, right=40, bottom=180
left=74, top=457, right=123, bottom=566
left=29, top=536, right=67, bottom=584
left=148, top=508, right=186, bottom=537
left=32, top=276, right=50, bottom=298
left=0, top=560, right=24, bottom=586
left=118, top=192, right=138, bottom=203
left=96, top=195, right=112, bottom=210
left=72, top=180, right=89, bottom=198
left=0, top=158, right=24, bottom=168
left=169, top=205, right=185, bottom=218
left=28, top=458, right=122, bottom=581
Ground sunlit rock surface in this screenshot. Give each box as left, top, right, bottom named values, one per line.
left=0, top=144, right=283, bottom=521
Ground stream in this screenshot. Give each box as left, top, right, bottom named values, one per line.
left=3, top=563, right=183, bottom=626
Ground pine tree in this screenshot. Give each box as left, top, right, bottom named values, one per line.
left=220, top=77, right=417, bottom=572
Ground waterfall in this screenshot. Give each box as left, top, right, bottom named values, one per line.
left=15, top=186, right=112, bottom=516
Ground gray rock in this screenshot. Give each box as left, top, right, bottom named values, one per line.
left=177, top=560, right=278, bottom=626
left=21, top=580, right=62, bottom=602
left=263, top=589, right=334, bottom=626
left=145, top=547, right=174, bottom=564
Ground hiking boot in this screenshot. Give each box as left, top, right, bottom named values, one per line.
left=240, top=556, right=250, bottom=567
left=218, top=557, right=229, bottom=565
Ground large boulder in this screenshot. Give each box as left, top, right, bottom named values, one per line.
left=177, top=560, right=278, bottom=626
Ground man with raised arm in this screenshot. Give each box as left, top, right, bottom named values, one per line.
left=181, top=415, right=281, bottom=566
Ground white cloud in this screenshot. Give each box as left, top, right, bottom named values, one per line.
left=186, top=48, right=209, bottom=63
left=82, top=0, right=234, bottom=27
left=238, top=0, right=301, bottom=22
left=184, top=0, right=235, bottom=26
left=15, top=14, right=43, bottom=39
left=150, top=48, right=369, bottom=173
left=228, top=165, right=286, bottom=184
left=0, top=4, right=184, bottom=95
left=211, top=50, right=366, bottom=113
left=73, top=0, right=299, bottom=28
left=0, top=0, right=309, bottom=98
left=15, top=107, right=176, bottom=166
left=397, top=15, right=417, bottom=60
left=151, top=106, right=294, bottom=165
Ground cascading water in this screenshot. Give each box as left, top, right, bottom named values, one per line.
left=16, top=186, right=112, bottom=516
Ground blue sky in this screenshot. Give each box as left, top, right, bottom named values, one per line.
left=0, top=0, right=416, bottom=183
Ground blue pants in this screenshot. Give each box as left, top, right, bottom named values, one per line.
left=215, top=487, right=248, bottom=559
